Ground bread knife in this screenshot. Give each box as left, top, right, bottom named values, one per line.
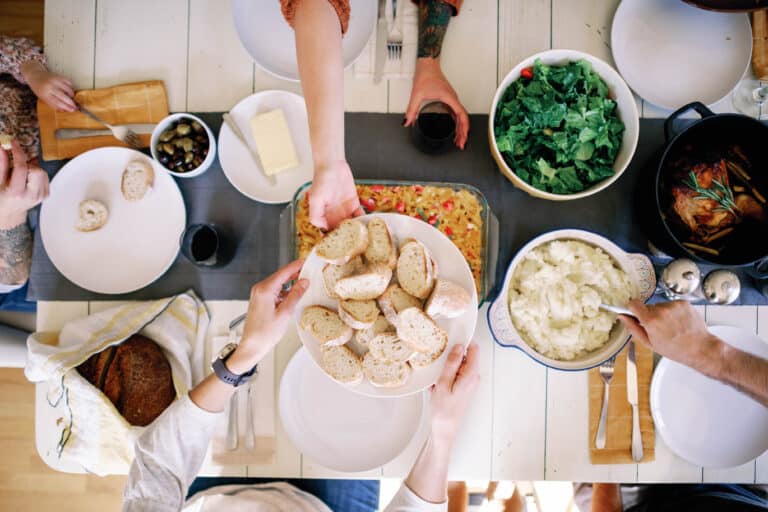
left=627, top=340, right=643, bottom=462
left=222, top=113, right=277, bottom=186
left=55, top=124, right=156, bottom=139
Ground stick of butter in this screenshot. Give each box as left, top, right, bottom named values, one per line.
left=249, top=109, right=299, bottom=176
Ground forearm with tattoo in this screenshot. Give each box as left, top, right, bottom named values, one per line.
left=0, top=223, right=32, bottom=285
left=417, top=1, right=453, bottom=59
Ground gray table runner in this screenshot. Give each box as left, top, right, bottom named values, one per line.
left=28, top=114, right=768, bottom=304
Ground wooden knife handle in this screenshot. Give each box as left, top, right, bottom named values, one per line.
left=754, top=11, right=768, bottom=81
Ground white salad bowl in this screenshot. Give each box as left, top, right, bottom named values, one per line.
left=487, top=229, right=655, bottom=371
left=489, top=49, right=640, bottom=201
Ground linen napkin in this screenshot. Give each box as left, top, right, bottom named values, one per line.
left=37, top=80, right=169, bottom=161
left=353, top=1, right=419, bottom=80
left=588, top=342, right=655, bottom=464
left=209, top=335, right=276, bottom=466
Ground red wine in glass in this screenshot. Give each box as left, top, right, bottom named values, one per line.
left=180, top=224, right=233, bottom=267
left=412, top=101, right=457, bottom=153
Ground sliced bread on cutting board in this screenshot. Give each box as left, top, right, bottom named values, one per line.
left=364, top=217, right=398, bottom=268
left=300, top=306, right=353, bottom=347
left=396, top=239, right=436, bottom=299
left=362, top=351, right=412, bottom=388
left=315, top=219, right=369, bottom=264
left=396, top=307, right=448, bottom=354
left=338, top=299, right=381, bottom=330
left=321, top=345, right=363, bottom=385
left=333, top=263, right=393, bottom=300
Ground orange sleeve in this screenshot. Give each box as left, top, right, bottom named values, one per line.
left=280, top=0, right=351, bottom=35
left=412, top=0, right=462, bottom=16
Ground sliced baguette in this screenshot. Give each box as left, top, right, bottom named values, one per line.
left=409, top=337, right=449, bottom=368
left=368, top=333, right=413, bottom=363
left=338, top=299, right=380, bottom=330
left=362, top=351, right=412, bottom=388
left=320, top=345, right=363, bottom=385
left=355, top=314, right=394, bottom=346
left=299, top=306, right=353, bottom=347
left=396, top=307, right=448, bottom=354
left=315, top=219, right=368, bottom=265
left=333, top=263, right=393, bottom=301
left=364, top=217, right=397, bottom=269
left=322, top=256, right=364, bottom=300
left=377, top=283, right=423, bottom=327
left=396, top=239, right=436, bottom=299
left=425, top=280, right=472, bottom=318
left=76, top=199, right=109, bottom=232
left=121, top=160, right=154, bottom=201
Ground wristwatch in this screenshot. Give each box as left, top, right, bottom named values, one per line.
left=211, top=342, right=258, bottom=387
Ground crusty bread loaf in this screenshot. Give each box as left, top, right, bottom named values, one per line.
left=338, top=299, right=380, bottom=330
left=300, top=306, right=353, bottom=347
left=121, top=160, right=154, bottom=201
left=76, top=334, right=176, bottom=426
left=425, top=280, right=472, bottom=318
left=368, top=333, right=413, bottom=363
left=355, top=314, right=394, bottom=346
left=364, top=217, right=397, bottom=269
left=377, top=284, right=423, bottom=327
left=409, top=337, right=449, bottom=368
left=362, top=351, right=412, bottom=388
left=322, top=256, right=364, bottom=300
left=76, top=199, right=109, bottom=232
left=396, top=307, right=448, bottom=354
left=321, top=345, right=363, bottom=385
left=396, top=239, right=436, bottom=299
left=315, top=219, right=368, bottom=264
left=333, top=263, right=393, bottom=301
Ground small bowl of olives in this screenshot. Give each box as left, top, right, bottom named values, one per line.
left=150, top=113, right=216, bottom=178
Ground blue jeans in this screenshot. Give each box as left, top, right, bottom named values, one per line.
left=187, top=477, right=380, bottom=512
left=0, top=283, right=35, bottom=313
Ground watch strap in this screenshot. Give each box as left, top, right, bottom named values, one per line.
left=212, top=356, right=257, bottom=387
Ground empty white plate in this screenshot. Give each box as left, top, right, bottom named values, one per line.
left=651, top=325, right=768, bottom=468
left=218, top=90, right=313, bottom=204
left=279, top=348, right=427, bottom=473
left=611, top=0, right=752, bottom=110
left=231, top=0, right=376, bottom=82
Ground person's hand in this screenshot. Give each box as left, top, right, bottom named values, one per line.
left=21, top=61, right=77, bottom=112
left=404, top=59, right=470, bottom=150
left=619, top=300, right=721, bottom=372
left=308, top=160, right=363, bottom=231
left=226, top=260, right=309, bottom=373
left=429, top=342, right=480, bottom=444
left=0, top=141, right=50, bottom=229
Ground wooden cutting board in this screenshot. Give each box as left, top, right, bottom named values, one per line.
left=754, top=11, right=768, bottom=81
left=37, top=80, right=169, bottom=161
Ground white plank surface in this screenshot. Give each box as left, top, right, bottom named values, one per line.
left=497, top=0, right=551, bottom=82
left=552, top=0, right=618, bottom=66
left=94, top=0, right=189, bottom=112
left=757, top=306, right=768, bottom=484
left=43, top=0, right=96, bottom=90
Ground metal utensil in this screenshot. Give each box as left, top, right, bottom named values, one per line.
left=226, top=391, right=239, bottom=450
left=222, top=113, right=276, bottom=185
left=244, top=381, right=256, bottom=450
left=627, top=341, right=643, bottom=462
left=55, top=124, right=156, bottom=140
left=77, top=105, right=142, bottom=148
left=599, top=303, right=636, bottom=318
left=595, top=356, right=616, bottom=449
left=373, top=0, right=389, bottom=83
left=387, top=0, right=403, bottom=61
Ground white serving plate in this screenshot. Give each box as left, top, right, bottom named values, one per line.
left=651, top=325, right=768, bottom=468
left=279, top=348, right=427, bottom=473
left=231, top=0, right=376, bottom=82
left=487, top=229, right=656, bottom=371
left=612, top=0, right=752, bottom=110
left=40, top=147, right=185, bottom=295
left=295, top=213, right=479, bottom=398
left=218, top=90, right=313, bottom=204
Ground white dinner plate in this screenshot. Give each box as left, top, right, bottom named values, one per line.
left=40, top=147, right=186, bottom=294
left=295, top=213, right=479, bottom=398
left=231, top=0, right=376, bottom=82
left=611, top=0, right=752, bottom=110
left=279, top=347, right=427, bottom=473
left=651, top=325, right=768, bottom=468
left=218, top=90, right=313, bottom=204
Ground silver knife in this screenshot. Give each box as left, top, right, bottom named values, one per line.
left=627, top=341, right=643, bottom=462
left=244, top=381, right=255, bottom=450
left=373, top=0, right=389, bottom=84
left=55, top=124, right=156, bottom=139
left=225, top=327, right=240, bottom=451
left=222, top=113, right=277, bottom=185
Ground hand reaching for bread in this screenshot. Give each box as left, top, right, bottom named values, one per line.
left=226, top=259, right=309, bottom=374
left=429, top=342, right=480, bottom=445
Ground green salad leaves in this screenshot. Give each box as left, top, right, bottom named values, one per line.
left=494, top=59, right=625, bottom=195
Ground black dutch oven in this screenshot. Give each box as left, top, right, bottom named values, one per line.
left=642, top=101, right=768, bottom=278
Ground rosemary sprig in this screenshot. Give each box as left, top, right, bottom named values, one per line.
left=682, top=171, right=739, bottom=215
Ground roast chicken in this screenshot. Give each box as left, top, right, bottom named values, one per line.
left=671, top=159, right=736, bottom=238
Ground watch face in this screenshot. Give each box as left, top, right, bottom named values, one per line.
left=212, top=343, right=238, bottom=366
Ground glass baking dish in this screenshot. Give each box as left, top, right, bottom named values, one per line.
left=279, top=180, right=499, bottom=304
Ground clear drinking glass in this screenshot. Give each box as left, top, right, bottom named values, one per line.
left=411, top=101, right=457, bottom=153
left=180, top=223, right=234, bottom=267
left=732, top=78, right=768, bottom=120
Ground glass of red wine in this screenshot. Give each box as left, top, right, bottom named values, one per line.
left=180, top=224, right=233, bottom=267
left=411, top=101, right=457, bottom=154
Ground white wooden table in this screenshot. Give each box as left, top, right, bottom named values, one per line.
left=38, top=0, right=768, bottom=482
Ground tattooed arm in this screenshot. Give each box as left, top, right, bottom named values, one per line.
left=404, top=1, right=469, bottom=149
left=0, top=224, right=32, bottom=286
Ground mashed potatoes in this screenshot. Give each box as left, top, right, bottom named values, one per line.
left=508, top=240, right=634, bottom=361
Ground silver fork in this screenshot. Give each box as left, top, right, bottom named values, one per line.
left=77, top=105, right=142, bottom=148
left=386, top=0, right=402, bottom=61
left=595, top=355, right=616, bottom=449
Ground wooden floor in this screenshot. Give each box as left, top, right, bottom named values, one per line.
left=0, top=369, right=126, bottom=511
